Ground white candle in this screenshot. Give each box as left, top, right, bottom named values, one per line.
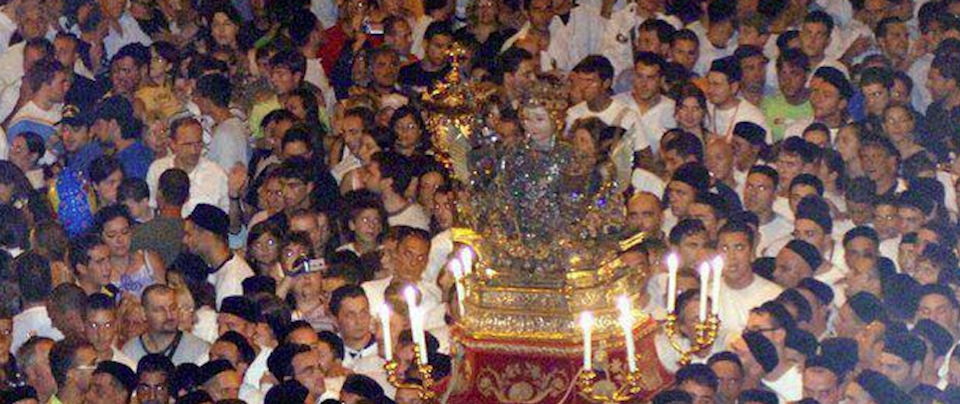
left=579, top=312, right=594, bottom=371
left=698, top=263, right=710, bottom=322
left=710, top=256, right=723, bottom=316
left=617, top=295, right=638, bottom=373
left=459, top=247, right=474, bottom=275
left=379, top=303, right=393, bottom=361
left=449, top=259, right=466, bottom=315
left=403, top=286, right=429, bottom=365
left=666, top=253, right=679, bottom=313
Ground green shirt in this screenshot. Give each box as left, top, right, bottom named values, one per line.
left=761, top=95, right=814, bottom=143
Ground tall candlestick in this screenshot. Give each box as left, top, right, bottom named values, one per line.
left=617, top=295, right=638, bottom=372
left=666, top=253, right=679, bottom=313
left=579, top=312, right=594, bottom=371
left=697, top=263, right=710, bottom=322
left=379, top=303, right=393, bottom=361
left=449, top=259, right=466, bottom=316
left=459, top=247, right=474, bottom=275
left=710, top=256, right=723, bottom=316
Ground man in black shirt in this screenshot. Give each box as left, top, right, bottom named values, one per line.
left=399, top=21, right=454, bottom=92
left=925, top=53, right=960, bottom=154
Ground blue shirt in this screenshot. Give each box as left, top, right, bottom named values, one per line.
left=65, top=142, right=104, bottom=174
left=115, top=141, right=154, bottom=179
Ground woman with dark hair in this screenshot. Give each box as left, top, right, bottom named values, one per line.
left=245, top=221, right=285, bottom=282
left=672, top=83, right=716, bottom=142
left=93, top=205, right=165, bottom=298
left=0, top=161, right=35, bottom=207
left=30, top=220, right=73, bottom=287
left=389, top=106, right=433, bottom=158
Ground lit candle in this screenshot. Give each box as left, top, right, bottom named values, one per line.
left=459, top=247, right=474, bottom=275
left=698, top=263, right=710, bottom=322
left=617, top=295, right=638, bottom=372
left=710, top=256, right=723, bottom=316
left=666, top=253, right=679, bottom=313
left=579, top=312, right=594, bottom=371
left=379, top=303, right=393, bottom=361
left=403, top=286, right=428, bottom=365
left=449, top=259, right=466, bottom=316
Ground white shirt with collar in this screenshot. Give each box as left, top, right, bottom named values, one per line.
left=361, top=276, right=443, bottom=326
left=341, top=337, right=379, bottom=369
left=103, top=12, right=153, bottom=59
left=206, top=255, right=255, bottom=309
left=11, top=305, right=64, bottom=354
left=348, top=355, right=396, bottom=399
left=565, top=98, right=648, bottom=153
left=542, top=4, right=606, bottom=72
left=423, top=229, right=453, bottom=285
left=146, top=155, right=231, bottom=216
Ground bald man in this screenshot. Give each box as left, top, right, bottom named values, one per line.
left=627, top=192, right=664, bottom=239
left=705, top=138, right=737, bottom=192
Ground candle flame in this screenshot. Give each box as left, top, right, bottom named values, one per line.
left=579, top=311, right=594, bottom=330
left=666, top=253, right=679, bottom=272
left=710, top=255, right=724, bottom=271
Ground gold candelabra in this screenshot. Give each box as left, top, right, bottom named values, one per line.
left=663, top=313, right=721, bottom=367
left=576, top=366, right=649, bottom=403
left=384, top=345, right=438, bottom=403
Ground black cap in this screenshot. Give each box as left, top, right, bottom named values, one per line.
left=798, top=277, right=834, bottom=306
left=796, top=196, right=833, bottom=234
left=197, top=359, right=235, bottom=385
left=777, top=288, right=812, bottom=323
left=95, top=361, right=138, bottom=394
left=220, top=296, right=259, bottom=323
left=818, top=337, right=859, bottom=376
left=58, top=104, right=94, bottom=128
left=856, top=369, right=912, bottom=404
left=783, top=239, right=823, bottom=273
left=187, top=204, right=229, bottom=238
left=813, top=66, right=853, bottom=99
left=737, top=389, right=778, bottom=404
left=671, top=163, right=711, bottom=192
left=848, top=292, right=887, bottom=324
left=242, top=275, right=277, bottom=296
left=742, top=331, right=779, bottom=373
left=266, top=381, right=309, bottom=404
left=913, top=319, right=955, bottom=357
left=1, top=386, right=37, bottom=404
left=734, top=122, right=767, bottom=147
left=882, top=333, right=927, bottom=364
left=786, top=328, right=819, bottom=358
left=268, top=343, right=311, bottom=381
left=342, top=374, right=385, bottom=399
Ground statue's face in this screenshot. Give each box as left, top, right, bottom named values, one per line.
left=522, top=105, right=555, bottom=144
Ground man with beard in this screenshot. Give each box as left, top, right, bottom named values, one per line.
left=121, top=284, right=210, bottom=366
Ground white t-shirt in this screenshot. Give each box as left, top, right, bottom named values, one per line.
left=11, top=306, right=63, bottom=354
left=565, top=98, right=648, bottom=151
left=614, top=93, right=677, bottom=154
left=387, top=203, right=431, bottom=231
left=688, top=21, right=737, bottom=77
left=758, top=214, right=793, bottom=257
left=206, top=254, right=255, bottom=309
left=762, top=365, right=804, bottom=403
left=717, top=276, right=784, bottom=335
left=707, top=99, right=768, bottom=142
left=208, top=116, right=250, bottom=171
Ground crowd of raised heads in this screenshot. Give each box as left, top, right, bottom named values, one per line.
left=3, top=0, right=960, bottom=403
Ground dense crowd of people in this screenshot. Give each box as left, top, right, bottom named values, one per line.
left=0, top=0, right=958, bottom=403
